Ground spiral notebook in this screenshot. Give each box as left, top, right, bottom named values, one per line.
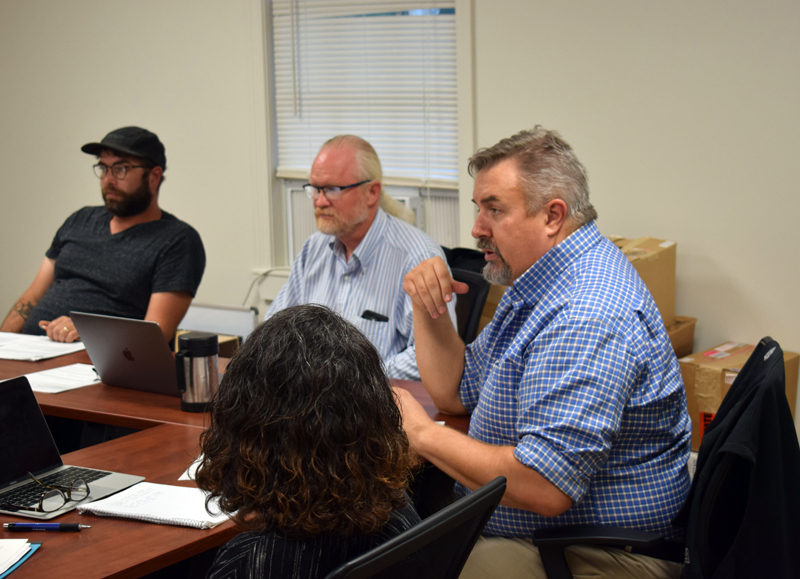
left=76, top=482, right=229, bottom=529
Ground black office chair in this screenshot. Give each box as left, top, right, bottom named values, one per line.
left=441, top=246, right=487, bottom=274
left=324, top=476, right=507, bottom=579
left=532, top=337, right=800, bottom=579
left=451, top=268, right=491, bottom=344
left=441, top=246, right=491, bottom=344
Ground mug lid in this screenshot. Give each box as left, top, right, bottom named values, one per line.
left=177, top=331, right=219, bottom=356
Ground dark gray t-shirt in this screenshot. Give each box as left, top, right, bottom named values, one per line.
left=22, top=206, right=206, bottom=335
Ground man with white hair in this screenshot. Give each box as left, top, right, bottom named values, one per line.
left=267, top=135, right=455, bottom=380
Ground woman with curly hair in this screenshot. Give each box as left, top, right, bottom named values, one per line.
left=196, top=304, right=420, bottom=578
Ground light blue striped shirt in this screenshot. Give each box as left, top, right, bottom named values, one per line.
left=267, top=209, right=457, bottom=380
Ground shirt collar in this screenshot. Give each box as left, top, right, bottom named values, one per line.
left=510, top=221, right=603, bottom=306
left=327, top=207, right=387, bottom=267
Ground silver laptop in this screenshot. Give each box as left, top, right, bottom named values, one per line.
left=71, top=311, right=180, bottom=397
left=0, top=376, right=145, bottom=520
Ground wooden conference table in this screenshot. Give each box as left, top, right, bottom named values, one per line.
left=0, top=349, right=468, bottom=578
left=0, top=350, right=469, bottom=432
left=0, top=424, right=228, bottom=579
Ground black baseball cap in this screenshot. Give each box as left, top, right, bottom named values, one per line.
left=81, top=126, right=166, bottom=169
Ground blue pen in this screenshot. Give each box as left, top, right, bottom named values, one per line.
left=3, top=523, right=90, bottom=532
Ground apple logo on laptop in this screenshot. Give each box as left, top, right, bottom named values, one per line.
left=123, top=348, right=135, bottom=362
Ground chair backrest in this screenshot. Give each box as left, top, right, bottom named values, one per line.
left=677, top=336, right=800, bottom=578
left=441, top=246, right=492, bottom=343
left=177, top=302, right=259, bottom=342
left=441, top=246, right=487, bottom=274
left=532, top=337, right=800, bottom=579
left=324, top=476, right=506, bottom=579
left=451, top=268, right=491, bottom=344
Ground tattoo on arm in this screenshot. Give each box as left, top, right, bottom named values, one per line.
left=13, top=300, right=35, bottom=321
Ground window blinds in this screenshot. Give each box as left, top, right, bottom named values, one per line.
left=272, top=0, right=458, bottom=187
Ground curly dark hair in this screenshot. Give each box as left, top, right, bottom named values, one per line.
left=195, top=304, right=416, bottom=538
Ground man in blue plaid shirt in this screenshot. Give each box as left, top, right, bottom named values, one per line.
left=397, top=127, right=691, bottom=579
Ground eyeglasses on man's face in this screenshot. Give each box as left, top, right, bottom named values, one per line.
left=303, top=180, right=371, bottom=201
left=0, top=472, right=89, bottom=514
left=93, top=163, right=148, bottom=180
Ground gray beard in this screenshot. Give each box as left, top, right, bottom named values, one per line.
left=482, top=260, right=513, bottom=286
left=477, top=238, right=513, bottom=285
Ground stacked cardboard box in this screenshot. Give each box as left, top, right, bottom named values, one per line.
left=477, top=236, right=690, bottom=358
left=666, top=316, right=696, bottom=359
left=478, top=284, right=507, bottom=334
left=679, top=342, right=799, bottom=450
left=608, top=236, right=677, bottom=327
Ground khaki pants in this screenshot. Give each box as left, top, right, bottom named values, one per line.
left=459, top=535, right=683, bottom=579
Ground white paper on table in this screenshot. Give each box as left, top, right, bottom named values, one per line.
left=0, top=539, right=31, bottom=575
left=0, top=332, right=85, bottom=361
left=25, top=363, right=101, bottom=393
left=179, top=455, right=203, bottom=481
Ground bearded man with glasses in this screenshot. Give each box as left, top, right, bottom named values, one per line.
left=266, top=135, right=455, bottom=380
left=0, top=127, right=205, bottom=343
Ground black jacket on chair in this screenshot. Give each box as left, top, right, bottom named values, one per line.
left=675, top=337, right=800, bottom=578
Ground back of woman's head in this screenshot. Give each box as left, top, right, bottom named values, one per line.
left=195, top=304, right=415, bottom=537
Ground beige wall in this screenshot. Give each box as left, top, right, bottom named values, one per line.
left=2, top=0, right=799, bottom=361
left=0, top=0, right=272, bottom=313
left=470, top=0, right=800, bottom=356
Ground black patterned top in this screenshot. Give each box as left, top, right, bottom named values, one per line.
left=206, top=501, right=421, bottom=579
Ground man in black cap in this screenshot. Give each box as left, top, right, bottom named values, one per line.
left=0, top=126, right=206, bottom=343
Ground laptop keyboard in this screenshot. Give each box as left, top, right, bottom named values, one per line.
left=0, top=467, right=110, bottom=507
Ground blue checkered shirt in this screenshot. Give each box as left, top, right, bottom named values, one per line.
left=457, top=221, right=691, bottom=538
left=267, top=208, right=456, bottom=380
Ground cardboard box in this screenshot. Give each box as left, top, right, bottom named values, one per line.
left=609, top=236, right=676, bottom=327
left=476, top=287, right=688, bottom=348
left=475, top=237, right=677, bottom=336
left=478, top=283, right=507, bottom=334
left=679, top=342, right=799, bottom=450
left=666, top=316, right=696, bottom=359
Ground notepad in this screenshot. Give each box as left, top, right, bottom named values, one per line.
left=76, top=482, right=230, bottom=529
left=179, top=455, right=203, bottom=481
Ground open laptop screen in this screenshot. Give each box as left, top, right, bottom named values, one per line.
left=0, top=377, right=63, bottom=488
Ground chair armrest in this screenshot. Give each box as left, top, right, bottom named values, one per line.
left=532, top=526, right=681, bottom=579
left=532, top=524, right=663, bottom=549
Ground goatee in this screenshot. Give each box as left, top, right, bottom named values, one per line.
left=477, top=238, right=513, bottom=286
